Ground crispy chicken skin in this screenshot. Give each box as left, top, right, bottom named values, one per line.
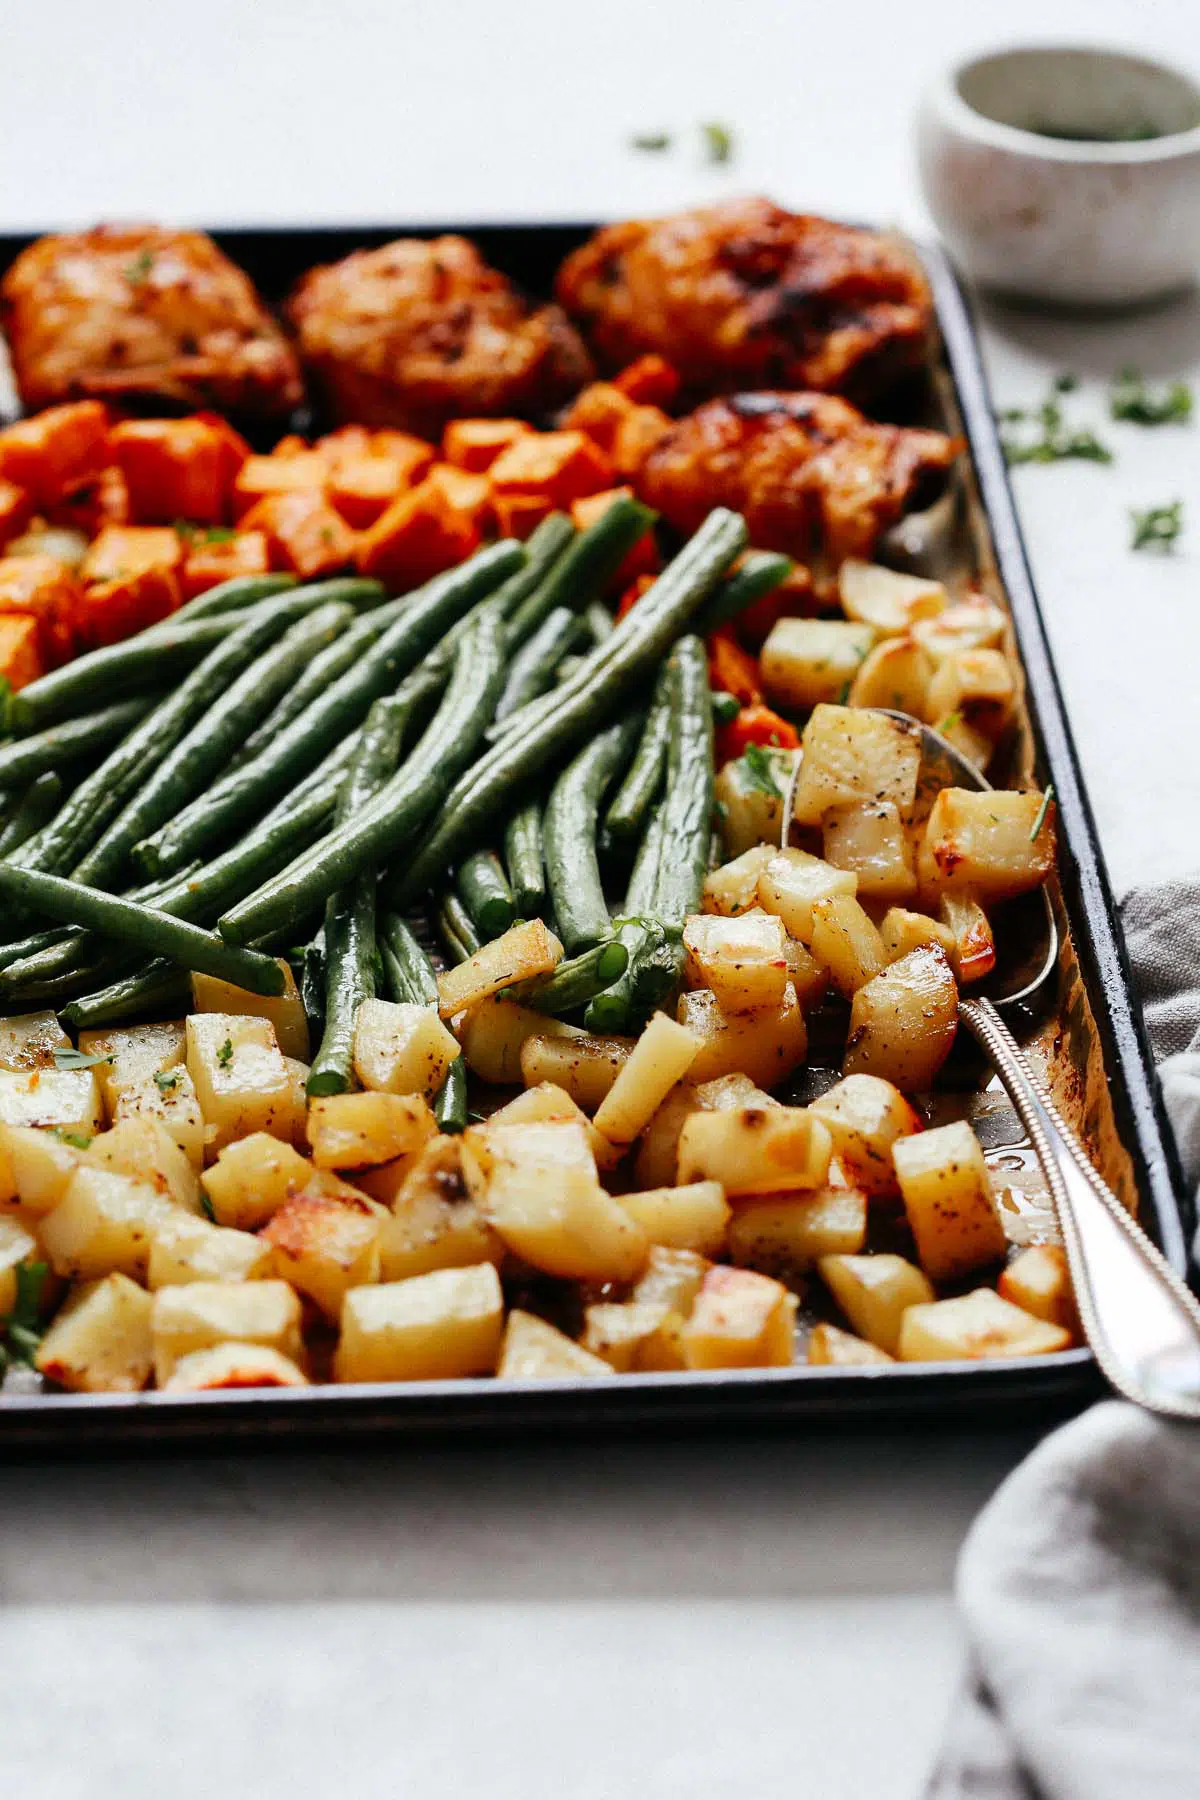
left=557, top=198, right=932, bottom=402
left=0, top=225, right=303, bottom=420
left=288, top=236, right=594, bottom=435
left=638, top=392, right=958, bottom=564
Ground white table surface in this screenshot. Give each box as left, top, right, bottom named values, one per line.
left=1, top=2, right=1198, bottom=1794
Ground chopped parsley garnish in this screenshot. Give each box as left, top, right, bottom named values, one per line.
left=1029, top=783, right=1055, bottom=842
left=1, top=1261, right=48, bottom=1368
left=125, top=249, right=155, bottom=286
left=1110, top=367, right=1192, bottom=426
left=217, top=1037, right=234, bottom=1070
left=52, top=1047, right=113, bottom=1071
left=199, top=1191, right=216, bottom=1223
left=1000, top=379, right=1113, bottom=466
left=740, top=743, right=782, bottom=797
left=936, top=711, right=963, bottom=736
left=1130, top=501, right=1184, bottom=553
left=175, top=521, right=237, bottom=545
left=153, top=1069, right=182, bottom=1093
left=50, top=1128, right=93, bottom=1150
left=700, top=121, right=734, bottom=164
left=631, top=131, right=672, bottom=152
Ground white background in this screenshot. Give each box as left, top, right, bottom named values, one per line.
left=0, top=2, right=1198, bottom=1795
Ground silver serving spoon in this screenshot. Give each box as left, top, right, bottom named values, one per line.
left=783, top=713, right=1200, bottom=1418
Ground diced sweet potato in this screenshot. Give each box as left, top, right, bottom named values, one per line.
left=610, top=404, right=673, bottom=478
left=562, top=381, right=635, bottom=455
left=425, top=461, right=492, bottom=527
left=357, top=475, right=479, bottom=587
left=110, top=416, right=247, bottom=524
left=571, top=486, right=659, bottom=588
left=47, top=464, right=131, bottom=535
left=0, top=614, right=43, bottom=689
left=0, top=400, right=110, bottom=507
left=81, top=523, right=182, bottom=584
left=612, top=354, right=680, bottom=406
left=0, top=478, right=33, bottom=549
left=442, top=418, right=532, bottom=473
left=491, top=492, right=555, bottom=540
left=326, top=432, right=434, bottom=528
left=78, top=524, right=182, bottom=645
left=240, top=489, right=357, bottom=580
left=180, top=529, right=270, bottom=600
left=488, top=429, right=613, bottom=506
left=232, top=450, right=330, bottom=517
left=0, top=552, right=78, bottom=666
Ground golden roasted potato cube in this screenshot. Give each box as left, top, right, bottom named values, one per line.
left=0, top=1068, right=103, bottom=1134
left=998, top=1244, right=1078, bottom=1336
left=809, top=892, right=888, bottom=995
left=78, top=1020, right=185, bottom=1114
left=918, top=787, right=1055, bottom=905
left=925, top=648, right=1014, bottom=740
left=0, top=1211, right=37, bottom=1312
left=281, top=1057, right=310, bottom=1149
left=485, top=1081, right=618, bottom=1169
left=468, top=1120, right=648, bottom=1284
left=582, top=1299, right=678, bottom=1372
left=437, top=918, right=563, bottom=1019
left=151, top=1278, right=304, bottom=1385
left=35, top=1274, right=153, bottom=1393
left=499, top=1309, right=612, bottom=1380
left=631, top=1080, right=702, bottom=1188
left=519, top=1030, right=635, bottom=1113
left=617, top=1180, right=730, bottom=1257
left=756, top=848, right=857, bottom=943
left=937, top=893, right=996, bottom=985
left=352, top=998, right=461, bottom=1099
left=847, top=636, right=935, bottom=716
left=378, top=1135, right=502, bottom=1282
left=790, top=705, right=923, bottom=828
left=593, top=1011, right=702, bottom=1148
left=694, top=1073, right=779, bottom=1111
left=683, top=910, right=790, bottom=1014
left=334, top=1264, right=504, bottom=1382
left=185, top=1013, right=294, bottom=1156
left=112, top=1065, right=205, bottom=1169
left=822, top=802, right=917, bottom=905
left=728, top=1187, right=867, bottom=1277
left=809, top=1073, right=923, bottom=1198
left=818, top=1252, right=934, bottom=1354
left=633, top=1245, right=709, bottom=1311
left=702, top=845, right=777, bottom=917
left=457, top=997, right=578, bottom=1086
left=84, top=1116, right=203, bottom=1215
left=191, top=964, right=310, bottom=1061
left=40, top=1166, right=177, bottom=1281
left=912, top=596, right=1006, bottom=662
left=807, top=1321, right=894, bottom=1366
left=838, top=560, right=947, bottom=635
left=761, top=618, right=876, bottom=709
left=306, top=1091, right=437, bottom=1171
left=260, top=1176, right=386, bottom=1319
left=0, top=1009, right=70, bottom=1072
left=894, top=1120, right=1007, bottom=1281
left=782, top=935, right=831, bottom=1008
left=676, top=984, right=807, bottom=1088
left=201, top=1134, right=313, bottom=1231
left=680, top=1265, right=797, bottom=1369
left=2, top=1124, right=85, bottom=1214
left=163, top=1342, right=309, bottom=1391
left=678, top=1105, right=832, bottom=1196
left=879, top=907, right=957, bottom=965
left=898, top=1288, right=1071, bottom=1361
left=714, top=746, right=797, bottom=857
left=147, top=1215, right=273, bottom=1289
left=845, top=946, right=959, bottom=1093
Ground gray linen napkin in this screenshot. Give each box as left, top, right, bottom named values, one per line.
left=925, top=880, right=1200, bottom=1800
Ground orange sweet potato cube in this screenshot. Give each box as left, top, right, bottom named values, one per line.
left=488, top=430, right=613, bottom=506
left=232, top=451, right=330, bottom=519
left=111, top=416, right=248, bottom=525
left=610, top=404, right=673, bottom=479
left=357, top=477, right=480, bottom=588
left=0, top=552, right=79, bottom=666
left=326, top=431, right=434, bottom=530
left=0, top=478, right=32, bottom=549
left=47, top=465, right=131, bottom=535
left=78, top=525, right=183, bottom=646
left=0, top=614, right=43, bottom=690
left=181, top=530, right=271, bottom=600
left=491, top=492, right=554, bottom=541
left=613, top=355, right=680, bottom=407
left=0, top=401, right=110, bottom=507
left=442, top=418, right=533, bottom=473
left=240, top=490, right=357, bottom=580
left=425, top=462, right=492, bottom=527
left=369, top=431, right=437, bottom=482
left=570, top=486, right=660, bottom=588
left=81, top=526, right=183, bottom=585
left=562, top=383, right=636, bottom=456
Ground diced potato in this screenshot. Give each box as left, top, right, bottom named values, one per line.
left=879, top=907, right=957, bottom=965
left=352, top=998, right=461, bottom=1099
left=714, top=747, right=797, bottom=856
left=756, top=848, right=857, bottom=942
left=807, top=1321, right=894, bottom=1365
left=694, top=1073, right=780, bottom=1111
left=822, top=802, right=917, bottom=905
left=918, top=788, right=1055, bottom=904
left=437, top=919, right=563, bottom=1019
left=702, top=844, right=777, bottom=917
left=844, top=946, right=959, bottom=1093
left=677, top=1105, right=832, bottom=1196
left=593, top=1012, right=701, bottom=1147
left=147, top=1215, right=272, bottom=1288
left=35, top=1274, right=153, bottom=1393
left=683, top=910, right=790, bottom=1013
left=847, top=636, right=935, bottom=716
left=2, top=1124, right=85, bottom=1214
left=151, top=1278, right=304, bottom=1385
left=897, top=1288, right=1071, bottom=1361
left=185, top=1013, right=294, bottom=1156
left=790, top=705, right=923, bottom=828
left=809, top=893, right=888, bottom=995
left=465, top=1120, right=648, bottom=1284
left=519, top=1030, right=635, bottom=1112
left=925, top=649, right=1014, bottom=740
left=809, top=1074, right=923, bottom=1198
left=0, top=1009, right=71, bottom=1072
left=484, top=1082, right=619, bottom=1170
left=617, top=1181, right=731, bottom=1256
left=352, top=1150, right=428, bottom=1206
left=631, top=1080, right=702, bottom=1188
left=78, top=1020, right=185, bottom=1112
left=912, top=595, right=1006, bottom=662
left=680, top=1266, right=797, bottom=1369
left=893, top=1120, right=1006, bottom=1281
left=334, top=1264, right=504, bottom=1382
left=280, top=1057, right=310, bottom=1149
left=84, top=1116, right=203, bottom=1215
left=457, top=998, right=579, bottom=1086
left=930, top=709, right=995, bottom=771
left=838, top=560, right=947, bottom=635
left=582, top=1299, right=678, bottom=1372
left=0, top=1068, right=103, bottom=1133
left=377, top=1135, right=503, bottom=1282
left=191, top=963, right=310, bottom=1061
left=40, top=1166, right=177, bottom=1281
left=728, top=1187, right=867, bottom=1277
left=0, top=1211, right=37, bottom=1313
left=998, top=1245, right=1079, bottom=1336
left=201, top=1134, right=313, bottom=1231
left=761, top=618, right=876, bottom=710
left=112, top=1065, right=206, bottom=1170
left=818, top=1252, right=935, bottom=1354
left=626, top=1246, right=711, bottom=1370
left=937, top=893, right=996, bottom=984
left=499, top=1309, right=612, bottom=1380
left=163, top=1342, right=309, bottom=1391
left=676, top=985, right=807, bottom=1088
left=260, top=1175, right=386, bottom=1319
left=306, top=1091, right=437, bottom=1170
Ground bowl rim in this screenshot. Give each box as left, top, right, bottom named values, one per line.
left=931, top=41, right=1200, bottom=163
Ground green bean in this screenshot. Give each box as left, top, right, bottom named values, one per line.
left=437, top=892, right=481, bottom=964
left=504, top=496, right=655, bottom=644
left=455, top=850, right=516, bottom=941
left=711, top=689, right=740, bottom=725
left=493, top=607, right=586, bottom=723
left=584, top=600, right=616, bottom=645
left=503, top=802, right=546, bottom=918
left=0, top=700, right=150, bottom=789
left=378, top=913, right=439, bottom=1007
left=692, top=550, right=793, bottom=636
left=543, top=713, right=644, bottom=953
left=502, top=939, right=629, bottom=1016
left=604, top=660, right=675, bottom=846
left=61, top=960, right=192, bottom=1029
left=433, top=1056, right=468, bottom=1133
left=151, top=572, right=297, bottom=628
left=0, top=773, right=63, bottom=860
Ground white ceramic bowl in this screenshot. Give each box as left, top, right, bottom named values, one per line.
left=917, top=45, right=1200, bottom=306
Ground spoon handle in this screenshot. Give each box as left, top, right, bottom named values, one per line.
left=960, top=996, right=1200, bottom=1420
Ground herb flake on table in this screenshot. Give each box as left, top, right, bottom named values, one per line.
left=1110, top=367, right=1193, bottom=426
left=630, top=131, right=672, bottom=152
left=1130, top=501, right=1184, bottom=553
left=700, top=121, right=734, bottom=164
left=1000, top=380, right=1113, bottom=467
